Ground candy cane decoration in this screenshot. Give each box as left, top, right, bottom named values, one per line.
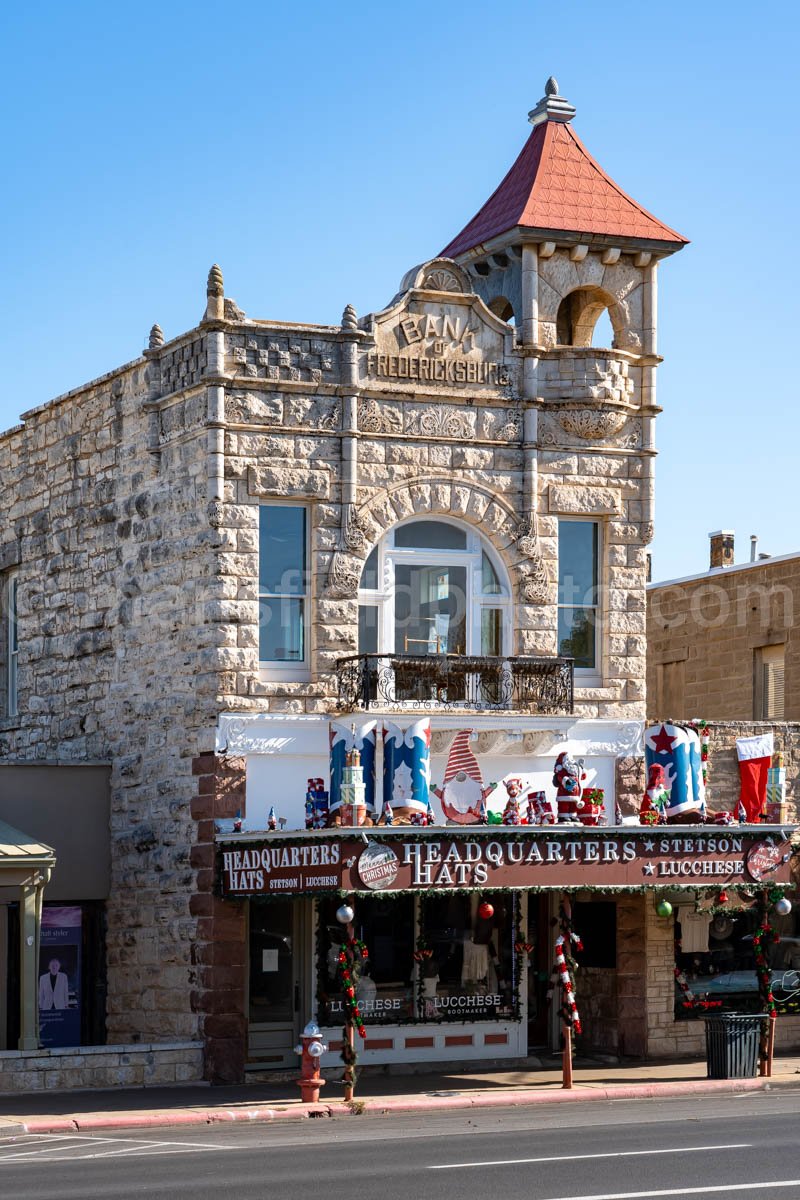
left=553, top=932, right=582, bottom=1035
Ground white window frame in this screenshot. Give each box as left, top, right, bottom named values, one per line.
left=357, top=517, right=512, bottom=658
left=257, top=503, right=310, bottom=681
left=557, top=517, right=602, bottom=685
left=7, top=571, right=18, bottom=718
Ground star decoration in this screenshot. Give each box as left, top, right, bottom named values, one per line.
left=651, top=724, right=676, bottom=755
left=644, top=840, right=655, bottom=852
left=643, top=862, right=655, bottom=876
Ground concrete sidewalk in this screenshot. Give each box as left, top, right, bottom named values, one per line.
left=1, top=1054, right=799, bottom=1136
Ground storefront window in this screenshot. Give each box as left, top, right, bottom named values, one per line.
left=673, top=902, right=800, bottom=1019
left=418, top=893, right=517, bottom=1022
left=317, top=896, right=415, bottom=1026
left=316, top=893, right=520, bottom=1026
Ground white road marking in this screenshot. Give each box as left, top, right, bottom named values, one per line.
left=430, top=1142, right=751, bottom=1169
left=0, top=1132, right=232, bottom=1164
left=520, top=1183, right=800, bottom=1200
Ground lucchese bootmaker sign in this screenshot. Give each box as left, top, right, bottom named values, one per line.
left=218, top=831, right=794, bottom=896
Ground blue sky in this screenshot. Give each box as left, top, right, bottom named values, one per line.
left=1, top=1, right=797, bottom=582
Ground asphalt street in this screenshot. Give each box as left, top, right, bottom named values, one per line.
left=2, top=1090, right=800, bottom=1199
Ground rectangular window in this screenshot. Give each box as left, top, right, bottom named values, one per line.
left=6, top=572, right=18, bottom=717
left=258, top=506, right=307, bottom=666
left=557, top=520, right=599, bottom=671
left=754, top=645, right=784, bottom=720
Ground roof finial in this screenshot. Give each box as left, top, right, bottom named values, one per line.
left=148, top=323, right=164, bottom=349
left=528, top=76, right=576, bottom=127
left=341, top=303, right=358, bottom=331
left=207, top=263, right=224, bottom=297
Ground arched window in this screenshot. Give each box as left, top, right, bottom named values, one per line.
left=556, top=286, right=617, bottom=348
left=487, top=296, right=515, bottom=325
left=358, top=519, right=511, bottom=658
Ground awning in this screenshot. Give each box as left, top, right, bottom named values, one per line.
left=0, top=818, right=56, bottom=882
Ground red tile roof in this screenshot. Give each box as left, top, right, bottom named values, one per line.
left=441, top=120, right=687, bottom=258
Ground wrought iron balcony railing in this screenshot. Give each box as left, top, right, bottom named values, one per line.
left=335, top=653, right=574, bottom=714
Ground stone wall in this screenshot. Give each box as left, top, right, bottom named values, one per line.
left=0, top=1041, right=203, bottom=1095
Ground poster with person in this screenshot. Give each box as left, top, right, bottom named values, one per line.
left=39, top=906, right=81, bottom=1047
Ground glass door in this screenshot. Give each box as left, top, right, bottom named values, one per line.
left=247, top=899, right=299, bottom=1069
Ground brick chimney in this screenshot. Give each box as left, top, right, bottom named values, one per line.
left=709, top=530, right=735, bottom=569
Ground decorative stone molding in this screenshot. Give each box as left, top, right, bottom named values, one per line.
left=358, top=398, right=401, bottom=434
left=325, top=476, right=519, bottom=598
left=341, top=303, right=358, bottom=331
left=480, top=408, right=523, bottom=441
left=539, top=411, right=640, bottom=449
left=326, top=549, right=361, bottom=599
left=507, top=515, right=549, bottom=604
left=642, top=522, right=654, bottom=545
left=556, top=409, right=629, bottom=440
left=397, top=257, right=472, bottom=296
left=405, top=405, right=475, bottom=439
left=148, top=324, right=164, bottom=350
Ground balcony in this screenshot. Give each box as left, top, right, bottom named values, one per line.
left=335, top=654, right=574, bottom=714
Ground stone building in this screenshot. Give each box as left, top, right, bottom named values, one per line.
left=2, top=79, right=794, bottom=1090
left=648, top=531, right=799, bottom=721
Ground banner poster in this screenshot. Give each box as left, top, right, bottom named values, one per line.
left=38, top=906, right=82, bottom=1048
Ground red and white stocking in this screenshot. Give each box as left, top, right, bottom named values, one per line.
left=736, top=732, right=773, bottom=822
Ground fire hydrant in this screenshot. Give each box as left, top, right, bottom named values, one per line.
left=295, top=1020, right=328, bottom=1103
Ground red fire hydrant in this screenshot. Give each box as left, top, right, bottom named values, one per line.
left=295, top=1021, right=328, bottom=1103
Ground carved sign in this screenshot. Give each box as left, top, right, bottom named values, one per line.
left=360, top=293, right=513, bottom=393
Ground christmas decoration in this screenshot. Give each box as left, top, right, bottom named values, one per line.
left=501, top=778, right=523, bottom=826
left=268, top=806, right=277, bottom=831
left=305, top=779, right=329, bottom=829
left=552, top=753, right=587, bottom=823
left=336, top=903, right=355, bottom=925
left=549, top=900, right=583, bottom=1037
left=644, top=724, right=705, bottom=821
left=736, top=732, right=774, bottom=823
left=641, top=763, right=669, bottom=825
left=382, top=800, right=394, bottom=826
left=656, top=899, right=673, bottom=918
left=766, top=753, right=787, bottom=823
left=527, top=789, right=557, bottom=826
left=330, top=720, right=377, bottom=819
left=514, top=940, right=534, bottom=956
left=478, top=900, right=494, bottom=920
left=431, top=730, right=492, bottom=824
left=383, top=718, right=431, bottom=817
left=336, top=929, right=369, bottom=1098
left=688, top=720, right=710, bottom=787
left=334, top=742, right=369, bottom=827
left=775, top=896, right=793, bottom=917
left=580, top=787, right=606, bottom=827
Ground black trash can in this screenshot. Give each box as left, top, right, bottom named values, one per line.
left=703, top=1013, right=766, bottom=1079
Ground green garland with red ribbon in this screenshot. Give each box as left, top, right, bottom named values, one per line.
left=337, top=935, right=369, bottom=1083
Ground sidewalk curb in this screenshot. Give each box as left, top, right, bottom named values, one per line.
left=17, top=1076, right=798, bottom=1134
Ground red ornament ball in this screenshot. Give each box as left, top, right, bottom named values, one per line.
left=478, top=901, right=494, bottom=920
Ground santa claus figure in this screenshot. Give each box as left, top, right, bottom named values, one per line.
left=640, top=762, right=669, bottom=825
left=552, top=752, right=587, bottom=824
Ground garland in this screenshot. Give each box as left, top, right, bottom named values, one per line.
left=688, top=720, right=710, bottom=786
left=753, top=892, right=781, bottom=1019
left=337, top=935, right=369, bottom=1085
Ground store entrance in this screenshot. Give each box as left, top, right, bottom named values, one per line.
left=247, top=899, right=301, bottom=1069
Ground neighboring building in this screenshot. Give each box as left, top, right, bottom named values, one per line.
left=1, top=79, right=794, bottom=1089
left=647, top=532, right=799, bottom=721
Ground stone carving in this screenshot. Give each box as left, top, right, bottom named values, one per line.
left=285, top=397, right=340, bottom=431
left=358, top=398, right=401, bottom=434
left=342, top=504, right=371, bottom=554
left=207, top=264, right=224, bottom=297
left=207, top=501, right=224, bottom=529
left=480, top=408, right=522, bottom=441
left=509, top=515, right=549, bottom=604
left=341, top=304, right=358, bottom=331
left=421, top=267, right=462, bottom=293
left=405, top=405, right=475, bottom=439
left=326, top=549, right=360, bottom=599
left=556, top=409, right=629, bottom=441
left=148, top=324, right=164, bottom=350
left=225, top=392, right=283, bottom=426
left=642, top=522, right=654, bottom=545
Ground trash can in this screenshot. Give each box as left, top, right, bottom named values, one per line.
left=703, top=1013, right=766, bottom=1079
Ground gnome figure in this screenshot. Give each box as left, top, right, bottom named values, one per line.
left=552, top=752, right=587, bottom=824
left=640, top=762, right=669, bottom=825
left=432, top=730, right=493, bottom=825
